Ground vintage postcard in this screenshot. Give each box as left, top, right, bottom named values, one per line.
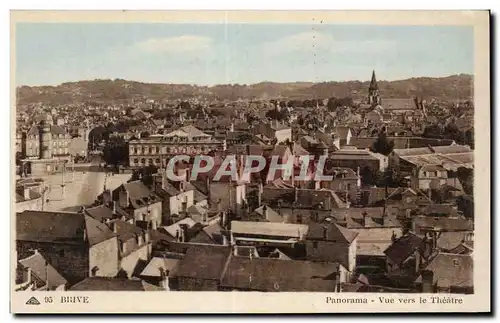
left=10, top=10, right=490, bottom=314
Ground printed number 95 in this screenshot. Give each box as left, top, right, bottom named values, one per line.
left=44, top=296, right=53, bottom=303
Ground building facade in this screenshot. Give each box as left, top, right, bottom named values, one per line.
left=128, top=125, right=225, bottom=168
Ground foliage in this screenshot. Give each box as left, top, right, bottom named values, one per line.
left=327, top=97, right=355, bottom=111
left=265, top=108, right=289, bottom=121
left=422, top=122, right=473, bottom=147
left=102, top=137, right=129, bottom=167
left=16, top=75, right=473, bottom=106
left=371, top=130, right=395, bottom=156
left=130, top=165, right=159, bottom=187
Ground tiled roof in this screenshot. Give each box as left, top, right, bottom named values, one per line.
left=140, top=257, right=180, bottom=277
left=69, top=277, right=161, bottom=291
left=173, top=244, right=231, bottom=280
left=84, top=205, right=114, bottom=222
left=412, top=216, right=473, bottom=234
left=18, top=251, right=68, bottom=289
left=384, top=233, right=424, bottom=265
left=220, top=256, right=341, bottom=292
left=17, top=211, right=116, bottom=246
left=307, top=223, right=358, bottom=244
left=231, top=221, right=309, bottom=239
left=418, top=253, right=473, bottom=288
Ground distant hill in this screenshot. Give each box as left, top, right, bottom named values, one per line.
left=16, top=74, right=473, bottom=106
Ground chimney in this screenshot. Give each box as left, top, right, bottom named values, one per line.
left=258, top=182, right=263, bottom=207
left=119, top=190, right=129, bottom=208
left=112, top=201, right=117, bottom=215
left=414, top=248, right=421, bottom=275
left=179, top=224, right=189, bottom=242
left=111, top=221, right=118, bottom=233
left=421, top=270, right=434, bottom=293
left=262, top=205, right=268, bottom=219
left=23, top=187, right=30, bottom=200
left=334, top=271, right=342, bottom=292
left=206, top=177, right=211, bottom=206
left=24, top=267, right=32, bottom=285
left=41, top=258, right=49, bottom=290
left=294, top=187, right=299, bottom=202
left=325, top=195, right=332, bottom=210
left=221, top=211, right=227, bottom=228
left=159, top=268, right=170, bottom=291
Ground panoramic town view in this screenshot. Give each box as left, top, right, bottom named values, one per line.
left=14, top=23, right=474, bottom=294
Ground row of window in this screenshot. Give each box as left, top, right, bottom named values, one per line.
left=132, top=158, right=163, bottom=166
left=130, top=145, right=218, bottom=155
left=27, top=140, right=68, bottom=148
left=28, top=134, right=68, bottom=140
left=28, top=148, right=68, bottom=155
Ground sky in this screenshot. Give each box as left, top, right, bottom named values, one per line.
left=15, top=23, right=474, bottom=86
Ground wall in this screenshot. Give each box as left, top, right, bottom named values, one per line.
left=89, top=237, right=120, bottom=278
left=305, top=240, right=354, bottom=273
left=417, top=168, right=448, bottom=190
left=330, top=158, right=380, bottom=174
left=321, top=177, right=358, bottom=201
left=120, top=242, right=152, bottom=278
left=275, top=128, right=292, bottom=143
left=169, top=190, right=194, bottom=216
left=176, top=277, right=219, bottom=291
left=16, top=197, right=43, bottom=212
left=16, top=241, right=89, bottom=284
left=133, top=201, right=163, bottom=229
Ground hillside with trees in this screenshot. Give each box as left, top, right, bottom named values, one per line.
left=16, top=74, right=472, bottom=106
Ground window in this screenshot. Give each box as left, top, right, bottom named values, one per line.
left=134, top=147, right=138, bottom=154
left=453, top=259, right=460, bottom=266
left=313, top=241, right=318, bottom=249
left=59, top=249, right=65, bottom=257
left=155, top=158, right=160, bottom=164
left=155, top=147, right=159, bottom=154
left=149, top=147, right=153, bottom=154
left=133, top=158, right=139, bottom=164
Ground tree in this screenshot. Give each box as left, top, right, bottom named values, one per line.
left=102, top=137, right=129, bottom=168
left=265, top=108, right=289, bottom=121
left=179, top=101, right=191, bottom=110
left=327, top=97, right=354, bottom=111
left=371, top=132, right=395, bottom=156
left=130, top=165, right=158, bottom=187
left=423, top=124, right=443, bottom=139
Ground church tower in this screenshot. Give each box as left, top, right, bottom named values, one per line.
left=368, top=70, right=381, bottom=106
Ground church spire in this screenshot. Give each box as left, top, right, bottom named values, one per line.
left=369, top=70, right=378, bottom=90
left=368, top=70, right=380, bottom=106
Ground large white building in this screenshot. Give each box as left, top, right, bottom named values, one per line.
left=128, top=125, right=225, bottom=168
